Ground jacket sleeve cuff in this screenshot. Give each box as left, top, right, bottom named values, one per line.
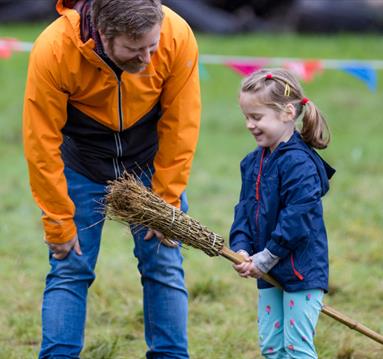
left=43, top=217, right=77, bottom=244
left=252, top=248, right=280, bottom=273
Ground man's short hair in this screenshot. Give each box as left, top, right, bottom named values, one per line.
left=92, top=0, right=164, bottom=40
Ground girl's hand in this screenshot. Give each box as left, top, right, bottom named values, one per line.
left=248, top=264, right=265, bottom=279
left=233, top=250, right=254, bottom=278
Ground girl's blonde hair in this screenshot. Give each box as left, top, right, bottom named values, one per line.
left=240, top=68, right=330, bottom=149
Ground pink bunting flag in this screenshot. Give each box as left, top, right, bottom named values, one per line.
left=0, top=38, right=18, bottom=59
left=225, top=59, right=268, bottom=76
left=284, top=60, right=323, bottom=82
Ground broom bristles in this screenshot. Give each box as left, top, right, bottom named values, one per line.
left=105, top=172, right=225, bottom=256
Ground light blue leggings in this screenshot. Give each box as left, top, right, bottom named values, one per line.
left=258, top=287, right=324, bottom=358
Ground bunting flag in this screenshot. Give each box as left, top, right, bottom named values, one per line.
left=224, top=59, right=268, bottom=76
left=341, top=64, right=377, bottom=92
left=284, top=60, right=323, bottom=82
left=200, top=54, right=382, bottom=91
left=0, top=38, right=16, bottom=59
left=224, top=58, right=323, bottom=82
left=0, top=46, right=12, bottom=59
left=0, top=38, right=33, bottom=58
left=0, top=37, right=381, bottom=92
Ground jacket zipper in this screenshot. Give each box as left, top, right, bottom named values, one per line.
left=255, top=147, right=304, bottom=282
left=114, top=77, right=124, bottom=178
left=290, top=254, right=304, bottom=280
left=255, top=148, right=266, bottom=236
left=94, top=53, right=124, bottom=179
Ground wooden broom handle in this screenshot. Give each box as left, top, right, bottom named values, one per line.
left=320, top=304, right=383, bottom=345
left=219, top=246, right=383, bottom=345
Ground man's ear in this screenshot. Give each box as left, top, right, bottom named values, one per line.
left=99, top=31, right=107, bottom=45
left=283, top=103, right=297, bottom=122
left=98, top=31, right=111, bottom=55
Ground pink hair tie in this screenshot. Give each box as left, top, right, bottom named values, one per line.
left=265, top=74, right=273, bottom=79
left=300, top=97, right=309, bottom=105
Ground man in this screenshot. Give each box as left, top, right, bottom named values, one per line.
left=23, top=0, right=200, bottom=358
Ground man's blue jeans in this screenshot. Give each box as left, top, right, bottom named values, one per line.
left=39, top=167, right=189, bottom=359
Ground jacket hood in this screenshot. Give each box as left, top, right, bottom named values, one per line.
left=56, top=0, right=78, bottom=14
left=55, top=0, right=97, bottom=55
left=276, top=131, right=335, bottom=196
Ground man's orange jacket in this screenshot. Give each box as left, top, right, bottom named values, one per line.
left=23, top=0, right=201, bottom=244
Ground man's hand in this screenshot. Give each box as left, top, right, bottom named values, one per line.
left=144, top=229, right=178, bottom=248
left=45, top=235, right=82, bottom=260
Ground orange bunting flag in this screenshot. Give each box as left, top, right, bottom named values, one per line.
left=284, top=60, right=323, bottom=82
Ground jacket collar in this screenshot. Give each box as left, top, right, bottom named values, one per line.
left=266, top=131, right=335, bottom=195
left=56, top=0, right=119, bottom=72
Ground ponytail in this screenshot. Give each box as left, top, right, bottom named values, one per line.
left=300, top=101, right=330, bottom=149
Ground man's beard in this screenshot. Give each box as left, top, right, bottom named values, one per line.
left=113, top=59, right=147, bottom=73
left=108, top=43, right=149, bottom=73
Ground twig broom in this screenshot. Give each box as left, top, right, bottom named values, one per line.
left=105, top=172, right=383, bottom=345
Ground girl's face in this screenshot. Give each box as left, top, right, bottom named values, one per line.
left=239, top=91, right=295, bottom=152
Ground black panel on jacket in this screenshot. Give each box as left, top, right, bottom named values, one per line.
left=61, top=102, right=162, bottom=182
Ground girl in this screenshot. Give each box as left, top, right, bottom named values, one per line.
left=230, top=68, right=335, bottom=358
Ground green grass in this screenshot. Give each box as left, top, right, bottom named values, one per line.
left=0, top=23, right=383, bottom=358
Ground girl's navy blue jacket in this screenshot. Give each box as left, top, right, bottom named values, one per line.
left=230, top=131, right=335, bottom=292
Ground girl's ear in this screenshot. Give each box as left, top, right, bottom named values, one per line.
left=282, top=103, right=296, bottom=122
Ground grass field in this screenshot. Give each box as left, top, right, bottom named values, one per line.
left=0, top=23, right=382, bottom=358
